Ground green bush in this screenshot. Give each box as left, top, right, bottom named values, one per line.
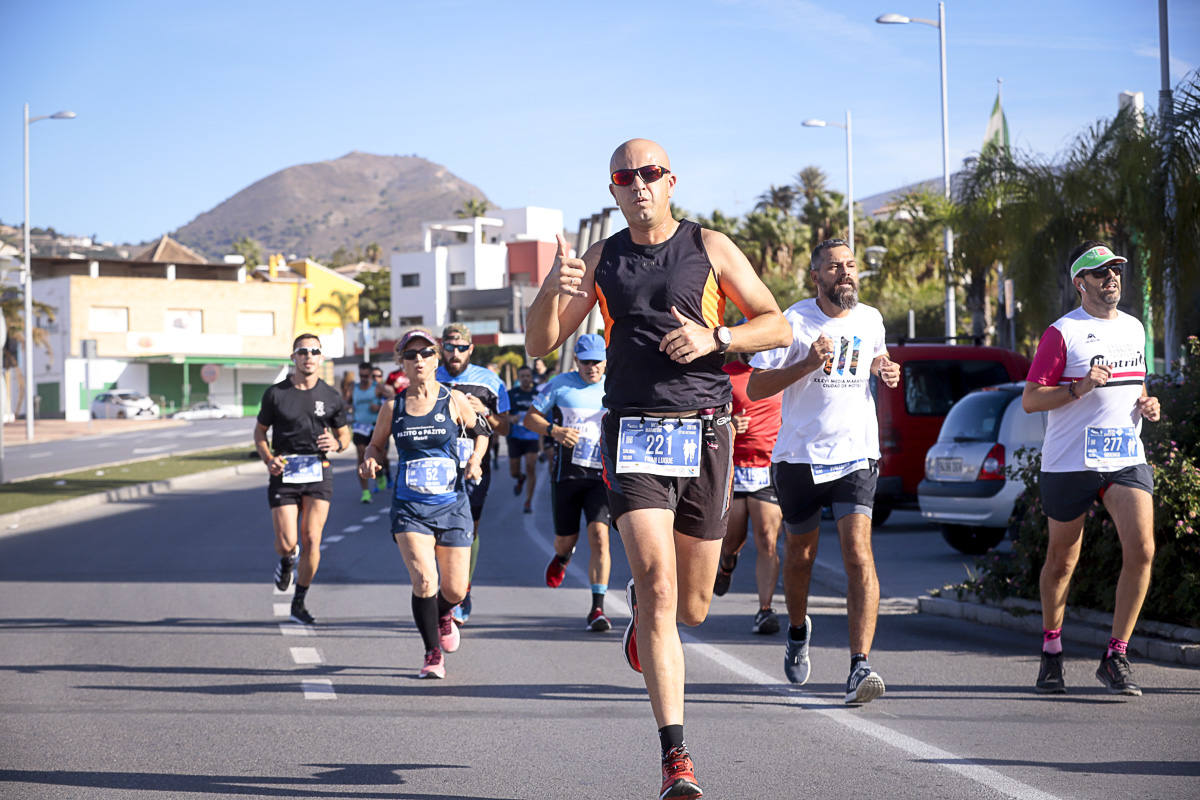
left=964, top=335, right=1200, bottom=628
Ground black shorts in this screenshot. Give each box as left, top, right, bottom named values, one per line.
left=599, top=410, right=733, bottom=541
left=507, top=436, right=541, bottom=458
left=467, top=464, right=492, bottom=522
left=352, top=431, right=373, bottom=446
left=552, top=478, right=611, bottom=536
left=390, top=495, right=474, bottom=547
left=733, top=484, right=779, bottom=504
left=267, top=467, right=334, bottom=508
left=773, top=460, right=878, bottom=534
left=1039, top=464, right=1154, bottom=522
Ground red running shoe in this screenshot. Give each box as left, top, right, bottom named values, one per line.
left=622, top=578, right=641, bottom=673
left=545, top=555, right=567, bottom=588
left=660, top=745, right=703, bottom=798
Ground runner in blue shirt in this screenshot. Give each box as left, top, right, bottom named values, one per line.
left=507, top=365, right=543, bottom=513
left=350, top=362, right=388, bottom=503
left=435, top=323, right=510, bottom=625
left=524, top=334, right=613, bottom=632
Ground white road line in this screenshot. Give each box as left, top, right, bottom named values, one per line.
left=362, top=515, right=380, bottom=523
left=131, top=446, right=171, bottom=455
left=301, top=679, right=336, bottom=700
left=273, top=603, right=290, bottom=617
left=279, top=623, right=313, bottom=636
left=290, top=647, right=322, bottom=665
left=519, top=475, right=1061, bottom=800
left=273, top=585, right=294, bottom=596
left=325, top=534, right=345, bottom=543
left=341, top=525, right=362, bottom=533
left=27, top=452, right=52, bottom=459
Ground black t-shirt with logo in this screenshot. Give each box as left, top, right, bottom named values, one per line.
left=256, top=378, right=348, bottom=455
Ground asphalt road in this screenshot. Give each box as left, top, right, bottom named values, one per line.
left=0, top=452, right=1196, bottom=799
left=3, top=418, right=257, bottom=481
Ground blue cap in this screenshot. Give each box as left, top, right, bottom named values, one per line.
left=575, top=333, right=606, bottom=361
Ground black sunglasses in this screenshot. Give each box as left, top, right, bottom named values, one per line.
left=402, top=347, right=437, bottom=361
left=443, top=343, right=471, bottom=353
left=293, top=347, right=321, bottom=357
left=1085, top=265, right=1122, bottom=280
left=611, top=165, right=670, bottom=187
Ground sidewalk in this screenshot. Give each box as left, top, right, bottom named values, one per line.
left=2, top=417, right=187, bottom=446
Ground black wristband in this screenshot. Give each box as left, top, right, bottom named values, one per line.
left=1067, top=381, right=1079, bottom=400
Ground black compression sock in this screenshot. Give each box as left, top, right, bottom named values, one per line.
left=436, top=591, right=455, bottom=617
left=851, top=652, right=868, bottom=671
left=658, top=724, right=684, bottom=756
left=412, top=594, right=440, bottom=652
left=591, top=592, right=605, bottom=612
left=293, top=584, right=309, bottom=606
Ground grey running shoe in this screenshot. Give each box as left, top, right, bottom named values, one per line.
left=845, top=662, right=885, bottom=704
left=1096, top=653, right=1142, bottom=696
left=783, top=615, right=812, bottom=684
left=751, top=607, right=781, bottom=635
left=712, top=554, right=737, bottom=597
left=1035, top=651, right=1066, bottom=694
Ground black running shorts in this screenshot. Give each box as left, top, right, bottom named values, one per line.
left=507, top=436, right=541, bottom=458
left=773, top=460, right=878, bottom=535
left=1039, top=464, right=1154, bottom=522
left=267, top=467, right=334, bottom=508
left=467, top=464, right=492, bottom=522
left=599, top=411, right=733, bottom=541
left=551, top=478, right=611, bottom=537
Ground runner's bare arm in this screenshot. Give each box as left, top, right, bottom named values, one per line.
left=745, top=334, right=832, bottom=401
left=522, top=407, right=552, bottom=436
left=253, top=423, right=285, bottom=475
left=1022, top=363, right=1112, bottom=412
left=451, top=389, right=487, bottom=482
left=702, top=229, right=791, bottom=353
left=1136, top=387, right=1161, bottom=422
left=525, top=234, right=605, bottom=357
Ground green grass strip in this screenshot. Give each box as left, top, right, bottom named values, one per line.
left=0, top=446, right=260, bottom=515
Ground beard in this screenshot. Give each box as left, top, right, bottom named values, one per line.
left=823, top=280, right=858, bottom=310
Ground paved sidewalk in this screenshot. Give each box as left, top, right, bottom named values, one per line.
left=2, top=417, right=187, bottom=446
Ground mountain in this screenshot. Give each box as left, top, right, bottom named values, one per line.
left=172, top=151, right=490, bottom=261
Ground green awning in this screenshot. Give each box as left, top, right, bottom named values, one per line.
left=132, top=354, right=291, bottom=368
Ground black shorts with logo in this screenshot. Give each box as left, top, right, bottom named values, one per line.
left=267, top=465, right=334, bottom=508
left=772, top=460, right=878, bottom=534
left=1039, top=464, right=1154, bottom=522
left=599, top=410, right=733, bottom=541
left=551, top=477, right=611, bottom=536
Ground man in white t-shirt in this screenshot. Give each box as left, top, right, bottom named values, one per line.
left=1023, top=240, right=1161, bottom=697
left=747, top=238, right=900, bottom=704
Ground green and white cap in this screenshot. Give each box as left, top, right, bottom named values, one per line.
left=1069, top=245, right=1127, bottom=279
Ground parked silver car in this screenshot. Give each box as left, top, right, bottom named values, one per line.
left=90, top=389, right=161, bottom=420
left=170, top=399, right=234, bottom=420
left=918, top=382, right=1046, bottom=554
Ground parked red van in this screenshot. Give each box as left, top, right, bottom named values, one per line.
left=872, top=341, right=1032, bottom=525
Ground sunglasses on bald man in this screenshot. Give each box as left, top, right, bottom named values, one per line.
left=611, top=165, right=670, bottom=187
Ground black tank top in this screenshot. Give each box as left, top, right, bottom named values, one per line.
left=594, top=219, right=731, bottom=413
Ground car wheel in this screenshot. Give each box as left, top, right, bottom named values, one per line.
left=872, top=502, right=893, bottom=528
left=941, top=524, right=1006, bottom=555
left=116, top=410, right=127, bottom=419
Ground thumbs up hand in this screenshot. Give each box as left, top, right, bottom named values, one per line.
left=553, top=233, right=588, bottom=299
left=660, top=305, right=716, bottom=364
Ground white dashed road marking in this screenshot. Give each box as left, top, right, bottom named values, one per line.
left=132, top=446, right=171, bottom=455
left=362, top=515, right=380, bottom=523
left=325, top=535, right=345, bottom=543
left=273, top=603, right=290, bottom=617
left=301, top=679, right=336, bottom=700
left=341, top=525, right=362, bottom=533
left=279, top=623, right=313, bottom=636
left=290, top=647, right=322, bottom=665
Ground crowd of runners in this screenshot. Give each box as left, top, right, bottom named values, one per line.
left=250, top=139, right=1163, bottom=800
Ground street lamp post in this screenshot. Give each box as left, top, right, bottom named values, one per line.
left=22, top=103, right=76, bottom=440
left=802, top=110, right=854, bottom=247
left=877, top=3, right=956, bottom=339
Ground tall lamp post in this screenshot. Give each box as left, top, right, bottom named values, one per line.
left=802, top=110, right=854, bottom=247
left=22, top=103, right=76, bottom=440
left=877, top=4, right=956, bottom=339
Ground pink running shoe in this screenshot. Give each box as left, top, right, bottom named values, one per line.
left=438, top=613, right=460, bottom=653
left=419, top=648, right=445, bottom=679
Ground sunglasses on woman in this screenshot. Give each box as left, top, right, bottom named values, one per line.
left=610, top=165, right=670, bottom=187
left=401, top=347, right=437, bottom=361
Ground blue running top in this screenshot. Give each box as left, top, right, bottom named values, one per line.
left=391, top=385, right=462, bottom=505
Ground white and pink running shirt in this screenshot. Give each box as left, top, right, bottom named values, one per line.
left=1027, top=306, right=1148, bottom=472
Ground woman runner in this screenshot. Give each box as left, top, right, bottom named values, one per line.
left=359, top=328, right=490, bottom=678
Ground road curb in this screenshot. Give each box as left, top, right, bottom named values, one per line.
left=0, top=462, right=264, bottom=536
left=917, top=594, right=1200, bottom=667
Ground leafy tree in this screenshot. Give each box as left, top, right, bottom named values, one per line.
left=325, top=245, right=362, bottom=268
left=456, top=198, right=490, bottom=219
left=754, top=184, right=799, bottom=218
left=356, top=269, right=390, bottom=326
left=231, top=236, right=262, bottom=269
left=364, top=241, right=382, bottom=265
left=313, top=289, right=359, bottom=326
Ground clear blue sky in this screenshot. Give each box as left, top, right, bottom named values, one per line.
left=5, top=0, right=1197, bottom=248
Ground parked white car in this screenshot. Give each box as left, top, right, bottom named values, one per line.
left=90, top=389, right=161, bottom=420
left=919, top=382, right=1047, bottom=554
left=170, top=399, right=235, bottom=420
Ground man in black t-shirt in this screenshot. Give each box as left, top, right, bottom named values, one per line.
left=254, top=333, right=351, bottom=625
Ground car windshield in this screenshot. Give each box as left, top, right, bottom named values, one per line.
left=903, top=360, right=1012, bottom=416
left=939, top=390, right=1018, bottom=443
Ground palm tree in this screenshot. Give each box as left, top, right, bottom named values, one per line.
left=754, top=185, right=798, bottom=218
left=1, top=290, right=57, bottom=417
left=456, top=198, right=490, bottom=219
left=314, top=289, right=359, bottom=328
left=364, top=241, right=382, bottom=265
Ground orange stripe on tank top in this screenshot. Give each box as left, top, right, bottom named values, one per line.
left=700, top=270, right=726, bottom=328
left=595, top=284, right=614, bottom=347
